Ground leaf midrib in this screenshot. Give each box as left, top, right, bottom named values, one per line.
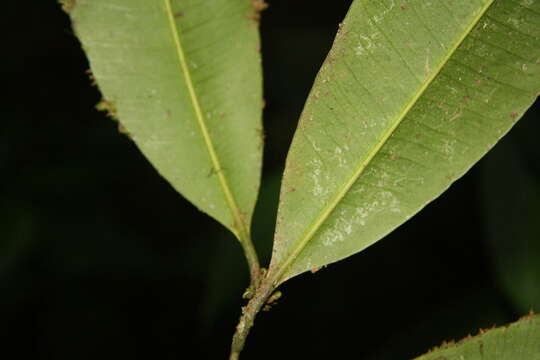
left=163, top=0, right=249, bottom=241
left=272, top=0, right=496, bottom=284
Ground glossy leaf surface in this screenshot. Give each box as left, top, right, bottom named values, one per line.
left=415, top=315, right=540, bottom=360
left=65, top=0, right=263, bottom=239
left=269, top=0, right=540, bottom=283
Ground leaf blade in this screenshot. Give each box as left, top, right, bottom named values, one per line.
left=67, top=0, right=263, bottom=239
left=414, top=315, right=540, bottom=360
left=269, top=0, right=540, bottom=283
left=162, top=0, right=253, bottom=240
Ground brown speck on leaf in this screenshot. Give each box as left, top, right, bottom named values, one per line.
left=310, top=267, right=321, bottom=274
left=59, top=0, right=76, bottom=13
left=174, top=11, right=184, bottom=18
left=85, top=69, right=97, bottom=86
left=266, top=291, right=282, bottom=305
left=249, top=0, right=268, bottom=23
left=96, top=100, right=132, bottom=137
left=96, top=99, right=118, bottom=119
left=400, top=3, right=408, bottom=10
left=514, top=312, right=538, bottom=324
left=510, top=111, right=519, bottom=119
left=479, top=324, right=497, bottom=333
left=252, top=0, right=268, bottom=12
left=117, top=123, right=131, bottom=137
left=256, top=128, right=265, bottom=150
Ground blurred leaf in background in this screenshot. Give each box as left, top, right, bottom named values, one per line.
left=481, top=115, right=540, bottom=313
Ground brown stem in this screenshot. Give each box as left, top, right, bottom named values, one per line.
left=229, top=278, right=277, bottom=359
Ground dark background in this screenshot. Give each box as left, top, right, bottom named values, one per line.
left=1, top=1, right=539, bottom=359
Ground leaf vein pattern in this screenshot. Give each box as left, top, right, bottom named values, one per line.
left=273, top=0, right=496, bottom=284
left=163, top=0, right=249, bottom=240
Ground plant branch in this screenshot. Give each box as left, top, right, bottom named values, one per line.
left=239, top=232, right=262, bottom=289
left=229, top=277, right=277, bottom=360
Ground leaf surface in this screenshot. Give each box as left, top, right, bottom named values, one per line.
left=414, top=315, right=540, bottom=360
left=269, top=0, right=540, bottom=283
left=65, top=0, right=263, bottom=240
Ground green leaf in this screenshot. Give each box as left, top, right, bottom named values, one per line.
left=482, top=136, right=540, bottom=313
left=268, top=0, right=540, bottom=283
left=414, top=315, right=540, bottom=360
left=64, top=0, right=264, bottom=240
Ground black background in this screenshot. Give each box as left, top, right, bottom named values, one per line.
left=1, top=1, right=539, bottom=359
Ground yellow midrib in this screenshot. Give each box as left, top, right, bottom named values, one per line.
left=272, top=0, right=496, bottom=284
left=163, top=0, right=248, bottom=241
